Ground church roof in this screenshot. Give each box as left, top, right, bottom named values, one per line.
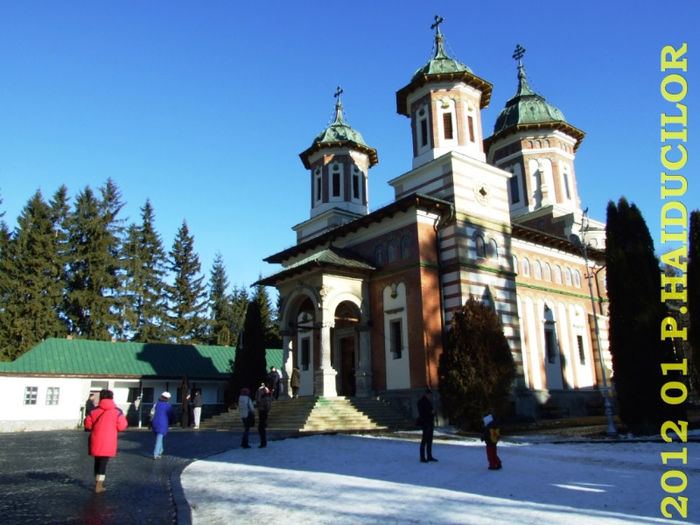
left=300, top=91, right=378, bottom=169
left=396, top=18, right=492, bottom=116
left=257, top=246, right=375, bottom=286
left=488, top=55, right=584, bottom=149
left=0, top=338, right=283, bottom=379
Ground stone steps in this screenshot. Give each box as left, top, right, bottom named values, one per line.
left=200, top=396, right=414, bottom=433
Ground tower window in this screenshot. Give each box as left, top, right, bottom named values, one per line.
left=442, top=113, right=454, bottom=140
left=509, top=172, right=520, bottom=203
left=315, top=168, right=322, bottom=203
left=352, top=173, right=360, bottom=200
left=467, top=116, right=475, bottom=142
left=390, top=319, right=402, bottom=359
left=332, top=170, right=340, bottom=197
left=563, top=172, right=572, bottom=199
left=420, top=119, right=428, bottom=147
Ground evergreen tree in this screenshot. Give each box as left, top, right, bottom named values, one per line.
left=606, top=198, right=684, bottom=435
left=165, top=221, right=208, bottom=343
left=230, top=300, right=268, bottom=400
left=230, top=285, right=250, bottom=347
left=688, top=210, right=700, bottom=393
left=0, top=191, right=67, bottom=359
left=438, top=297, right=515, bottom=429
left=122, top=200, right=168, bottom=342
left=209, top=253, right=236, bottom=346
left=252, top=281, right=281, bottom=348
left=64, top=181, right=124, bottom=339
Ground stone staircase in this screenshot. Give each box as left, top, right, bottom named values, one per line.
left=200, top=396, right=414, bottom=433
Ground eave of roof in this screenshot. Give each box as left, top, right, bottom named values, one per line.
left=484, top=121, right=585, bottom=153
left=263, top=193, right=453, bottom=265
left=396, top=71, right=493, bottom=116
left=299, top=140, right=379, bottom=169
left=512, top=223, right=605, bottom=262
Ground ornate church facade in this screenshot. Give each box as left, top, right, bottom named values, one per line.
left=259, top=20, right=610, bottom=419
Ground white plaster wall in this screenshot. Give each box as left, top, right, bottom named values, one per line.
left=383, top=283, right=410, bottom=390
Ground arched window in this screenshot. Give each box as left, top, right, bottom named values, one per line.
left=512, top=255, right=519, bottom=274
left=533, top=260, right=542, bottom=280
left=387, top=240, right=399, bottom=263
left=475, top=234, right=486, bottom=259
left=543, top=263, right=552, bottom=282
left=573, top=269, right=582, bottom=288
left=565, top=267, right=573, bottom=286
left=489, top=239, right=498, bottom=260
left=554, top=265, right=563, bottom=284
left=522, top=257, right=531, bottom=277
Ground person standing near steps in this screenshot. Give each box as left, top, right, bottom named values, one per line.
left=417, top=388, right=438, bottom=463
left=85, top=389, right=128, bottom=494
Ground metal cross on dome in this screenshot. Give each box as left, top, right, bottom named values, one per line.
left=512, top=44, right=526, bottom=63
left=334, top=85, right=343, bottom=103
left=431, top=14, right=444, bottom=35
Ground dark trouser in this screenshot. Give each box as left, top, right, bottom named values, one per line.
left=258, top=410, right=269, bottom=446
left=241, top=417, right=251, bottom=446
left=420, top=425, right=434, bottom=460
left=486, top=444, right=501, bottom=468
left=93, top=456, right=109, bottom=476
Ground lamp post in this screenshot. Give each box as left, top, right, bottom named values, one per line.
left=579, top=210, right=617, bottom=437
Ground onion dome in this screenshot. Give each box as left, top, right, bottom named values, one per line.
left=490, top=46, right=584, bottom=149
left=300, top=87, right=378, bottom=169
left=396, top=15, right=492, bottom=116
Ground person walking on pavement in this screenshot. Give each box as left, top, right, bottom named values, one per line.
left=192, top=389, right=203, bottom=429
left=151, top=392, right=175, bottom=459
left=481, top=413, right=503, bottom=470
left=256, top=383, right=272, bottom=448
left=84, top=389, right=128, bottom=494
left=417, top=388, right=438, bottom=463
left=238, top=388, right=255, bottom=448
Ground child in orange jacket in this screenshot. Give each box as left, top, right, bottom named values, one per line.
left=481, top=414, right=502, bottom=470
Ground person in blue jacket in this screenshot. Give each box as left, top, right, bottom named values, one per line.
left=151, top=392, right=175, bottom=459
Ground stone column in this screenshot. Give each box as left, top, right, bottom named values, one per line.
left=314, top=310, right=338, bottom=397
left=281, top=330, right=293, bottom=399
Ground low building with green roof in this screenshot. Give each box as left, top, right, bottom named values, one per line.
left=0, top=338, right=282, bottom=432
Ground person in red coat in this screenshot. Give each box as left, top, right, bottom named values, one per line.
left=84, top=389, right=128, bottom=493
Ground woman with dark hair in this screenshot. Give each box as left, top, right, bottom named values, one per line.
left=238, top=388, right=255, bottom=449
left=84, top=389, right=128, bottom=494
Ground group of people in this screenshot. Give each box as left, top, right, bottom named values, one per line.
left=178, top=388, right=204, bottom=429
left=237, top=366, right=284, bottom=448
left=417, top=388, right=502, bottom=470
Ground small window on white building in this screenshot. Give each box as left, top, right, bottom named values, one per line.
left=512, top=255, right=519, bottom=274
left=543, top=263, right=552, bottom=282
left=573, top=270, right=582, bottom=288
left=467, top=115, right=475, bottom=142
left=314, top=167, right=322, bottom=203
left=565, top=267, right=573, bottom=286
left=509, top=171, right=520, bottom=204
left=24, top=386, right=38, bottom=405
left=522, top=257, right=531, bottom=277
left=352, top=167, right=361, bottom=200
left=390, top=319, right=403, bottom=359
left=331, top=164, right=341, bottom=198
left=475, top=235, right=486, bottom=259
left=417, top=107, right=429, bottom=148
left=554, top=265, right=563, bottom=284
left=489, top=239, right=498, bottom=260
left=442, top=112, right=454, bottom=140
left=46, top=387, right=60, bottom=406
left=533, top=261, right=542, bottom=280
left=576, top=335, right=586, bottom=365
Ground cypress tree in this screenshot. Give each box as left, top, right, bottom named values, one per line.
left=252, top=281, right=281, bottom=348
left=231, top=300, right=268, bottom=398
left=230, top=285, right=250, bottom=348
left=606, top=198, right=683, bottom=434
left=209, top=253, right=236, bottom=346
left=688, top=210, right=700, bottom=393
left=165, top=221, right=208, bottom=344
left=122, top=200, right=168, bottom=342
left=439, top=297, right=515, bottom=429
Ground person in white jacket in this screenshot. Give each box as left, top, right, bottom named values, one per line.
left=238, top=388, right=255, bottom=448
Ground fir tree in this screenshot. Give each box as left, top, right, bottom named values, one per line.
left=688, top=210, right=700, bottom=393
left=208, top=253, right=236, bottom=346
left=252, top=281, right=281, bottom=348
left=0, top=191, right=67, bottom=359
left=122, top=200, right=168, bottom=342
left=165, top=221, right=208, bottom=343
left=64, top=181, right=124, bottom=339
left=230, top=300, right=268, bottom=400
left=606, top=198, right=684, bottom=435
left=438, top=297, right=515, bottom=429
left=230, top=285, right=250, bottom=347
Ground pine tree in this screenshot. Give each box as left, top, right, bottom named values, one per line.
left=64, top=181, right=124, bottom=339
left=165, top=221, right=208, bottom=344
left=688, top=210, right=700, bottom=393
left=606, top=198, right=684, bottom=435
left=122, top=200, right=168, bottom=342
left=0, top=191, right=68, bottom=360
left=438, top=297, right=515, bottom=429
left=230, top=285, right=250, bottom=347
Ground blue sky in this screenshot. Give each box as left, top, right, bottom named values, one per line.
left=0, top=1, right=697, bottom=291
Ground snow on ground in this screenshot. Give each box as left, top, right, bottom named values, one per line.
left=181, top=432, right=700, bottom=525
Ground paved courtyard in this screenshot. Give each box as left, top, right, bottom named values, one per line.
left=0, top=428, right=247, bottom=524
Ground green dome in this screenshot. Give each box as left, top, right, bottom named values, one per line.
left=312, top=102, right=369, bottom=147
left=411, top=32, right=473, bottom=81
left=493, top=64, right=568, bottom=135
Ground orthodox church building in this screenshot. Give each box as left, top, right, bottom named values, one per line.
left=259, top=19, right=609, bottom=419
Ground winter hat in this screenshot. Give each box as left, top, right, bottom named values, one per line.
left=161, top=392, right=171, bottom=399
left=483, top=414, right=494, bottom=426
left=240, top=387, right=250, bottom=395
